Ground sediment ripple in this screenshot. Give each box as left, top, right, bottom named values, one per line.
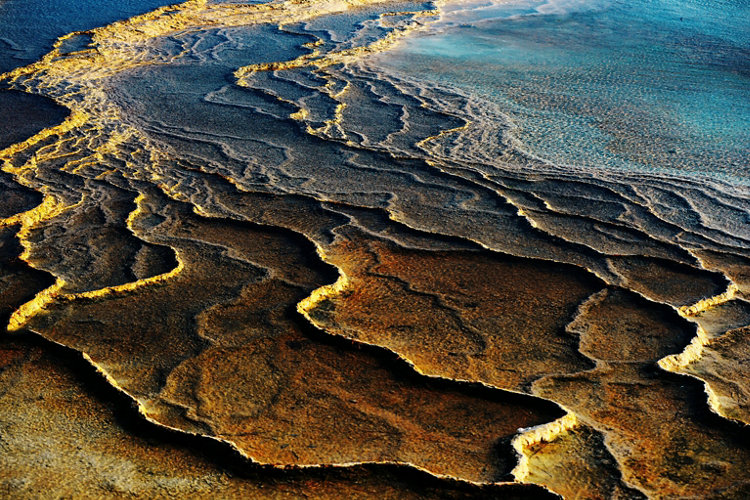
left=1, top=0, right=749, bottom=497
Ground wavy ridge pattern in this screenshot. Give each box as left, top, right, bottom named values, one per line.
left=1, top=0, right=749, bottom=498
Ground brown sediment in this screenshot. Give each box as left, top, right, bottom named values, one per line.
left=673, top=325, right=750, bottom=425
left=0, top=192, right=546, bottom=498
left=679, top=250, right=750, bottom=421
left=513, top=421, right=645, bottom=500
left=523, top=286, right=750, bottom=498
left=0, top=335, right=557, bottom=499
left=687, top=299, right=750, bottom=338
left=300, top=224, right=603, bottom=392
left=16, top=190, right=563, bottom=483
left=693, top=249, right=750, bottom=295
left=1, top=0, right=750, bottom=495
left=570, top=289, right=695, bottom=363
left=654, top=273, right=750, bottom=427
left=534, top=364, right=750, bottom=498
left=658, top=296, right=750, bottom=426
left=607, top=255, right=728, bottom=308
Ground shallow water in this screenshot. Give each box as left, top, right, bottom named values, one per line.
left=382, top=0, right=750, bottom=181
left=0, top=0, right=749, bottom=498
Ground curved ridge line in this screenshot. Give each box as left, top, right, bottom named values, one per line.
left=2, top=0, right=425, bottom=89
left=510, top=412, right=579, bottom=483
left=234, top=8, right=437, bottom=78
left=296, top=241, right=588, bottom=487
left=656, top=275, right=742, bottom=421
left=235, top=6, right=440, bottom=137
left=0, top=194, right=62, bottom=230
left=658, top=341, right=748, bottom=426
left=656, top=324, right=739, bottom=425
left=26, top=322, right=547, bottom=488
left=1, top=193, right=72, bottom=332
left=385, top=206, right=613, bottom=284
left=678, top=283, right=738, bottom=317
left=507, top=288, right=596, bottom=487
left=658, top=250, right=750, bottom=424
left=8, top=280, right=66, bottom=332
left=0, top=111, right=89, bottom=168
left=6, top=0, right=743, bottom=486
left=7, top=193, right=184, bottom=331
left=296, top=243, right=576, bottom=400
left=375, top=65, right=743, bottom=276
left=8, top=193, right=561, bottom=485
left=513, top=276, right=746, bottom=492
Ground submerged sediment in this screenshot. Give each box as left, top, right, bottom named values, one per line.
left=1, top=0, right=749, bottom=497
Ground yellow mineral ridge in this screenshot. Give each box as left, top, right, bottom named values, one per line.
left=0, top=195, right=72, bottom=333
left=512, top=274, right=749, bottom=494
left=4, top=0, right=442, bottom=90
left=657, top=280, right=742, bottom=417
left=234, top=7, right=437, bottom=78
left=6, top=193, right=183, bottom=332
left=678, top=282, right=738, bottom=317
left=3, top=0, right=749, bottom=496
left=511, top=412, right=579, bottom=483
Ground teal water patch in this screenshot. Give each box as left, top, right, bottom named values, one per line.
left=0, top=0, right=183, bottom=73
left=382, top=0, right=750, bottom=182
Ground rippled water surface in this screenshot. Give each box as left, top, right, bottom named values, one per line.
left=382, top=0, right=750, bottom=180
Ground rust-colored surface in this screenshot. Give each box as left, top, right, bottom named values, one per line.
left=21, top=194, right=561, bottom=483
left=303, top=227, right=602, bottom=392
left=0, top=337, right=553, bottom=499
left=1, top=0, right=749, bottom=496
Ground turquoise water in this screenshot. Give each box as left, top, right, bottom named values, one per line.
left=383, top=0, right=750, bottom=181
